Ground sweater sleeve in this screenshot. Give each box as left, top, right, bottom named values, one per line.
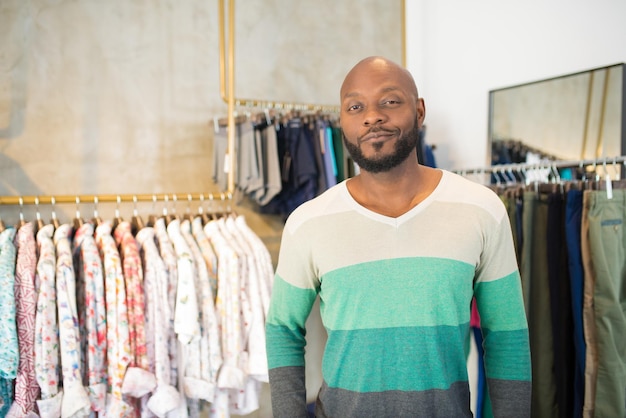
left=474, top=206, right=532, bottom=418
left=265, top=221, right=320, bottom=418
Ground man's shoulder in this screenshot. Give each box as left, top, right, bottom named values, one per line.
left=437, top=170, right=506, bottom=220
left=284, top=182, right=350, bottom=233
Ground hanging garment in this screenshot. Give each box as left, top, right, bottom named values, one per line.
left=564, top=189, right=586, bottom=418
left=251, top=122, right=282, bottom=206
left=115, top=221, right=156, bottom=399
left=521, top=192, right=558, bottom=418
left=191, top=217, right=222, bottom=370
left=180, top=219, right=221, bottom=403
left=95, top=221, right=133, bottom=416
left=136, top=226, right=181, bottom=417
left=7, top=222, right=40, bottom=418
left=223, top=216, right=268, bottom=382
left=581, top=189, right=626, bottom=418
left=153, top=218, right=179, bottom=388
left=0, top=227, right=18, bottom=417
left=167, top=218, right=202, bottom=418
left=54, top=224, right=91, bottom=418
left=204, top=219, right=246, bottom=418
left=546, top=192, right=575, bottom=418
left=73, top=222, right=107, bottom=413
left=34, top=224, right=63, bottom=418
left=261, top=117, right=319, bottom=219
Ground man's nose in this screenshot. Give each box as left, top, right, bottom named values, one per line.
left=363, top=108, right=386, bottom=126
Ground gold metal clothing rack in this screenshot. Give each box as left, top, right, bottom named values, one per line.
left=0, top=192, right=232, bottom=206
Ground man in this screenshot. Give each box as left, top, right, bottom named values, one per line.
left=265, top=56, right=531, bottom=417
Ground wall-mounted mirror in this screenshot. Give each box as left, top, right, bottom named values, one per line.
left=489, top=63, right=626, bottom=166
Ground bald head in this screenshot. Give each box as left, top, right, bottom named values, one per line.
left=340, top=56, right=419, bottom=103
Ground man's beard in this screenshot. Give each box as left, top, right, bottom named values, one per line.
left=342, top=122, right=420, bottom=174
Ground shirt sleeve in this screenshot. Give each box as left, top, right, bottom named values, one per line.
left=265, top=221, right=319, bottom=418
left=474, top=208, right=532, bottom=418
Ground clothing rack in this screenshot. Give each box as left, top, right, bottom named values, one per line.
left=0, top=192, right=232, bottom=206
left=455, top=155, right=626, bottom=177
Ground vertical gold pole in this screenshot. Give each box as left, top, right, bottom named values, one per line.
left=580, top=71, right=594, bottom=159
left=595, top=67, right=610, bottom=159
left=218, top=0, right=226, bottom=101
left=227, top=0, right=236, bottom=194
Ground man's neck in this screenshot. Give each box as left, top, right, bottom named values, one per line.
left=347, top=163, right=442, bottom=218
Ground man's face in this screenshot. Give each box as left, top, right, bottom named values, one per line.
left=339, top=59, right=425, bottom=174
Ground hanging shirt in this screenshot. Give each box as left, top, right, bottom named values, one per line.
left=155, top=218, right=190, bottom=418
left=191, top=217, right=222, bottom=379
left=233, top=216, right=273, bottom=317
left=114, top=221, right=156, bottom=399
left=0, top=227, right=18, bottom=417
left=153, top=218, right=179, bottom=388
left=166, top=218, right=202, bottom=411
left=191, top=217, right=218, bottom=302
left=180, top=219, right=221, bottom=403
left=54, top=224, right=91, bottom=418
left=204, top=220, right=250, bottom=418
left=34, top=224, right=63, bottom=418
left=204, top=220, right=244, bottom=389
left=73, top=223, right=107, bottom=413
left=7, top=222, right=40, bottom=418
left=136, top=226, right=181, bottom=417
left=224, top=216, right=268, bottom=382
left=95, top=222, right=133, bottom=417
left=216, top=218, right=264, bottom=416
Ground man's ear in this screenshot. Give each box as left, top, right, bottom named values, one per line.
left=416, top=98, right=426, bottom=125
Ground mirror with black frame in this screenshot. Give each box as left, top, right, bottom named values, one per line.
left=488, top=63, right=626, bottom=176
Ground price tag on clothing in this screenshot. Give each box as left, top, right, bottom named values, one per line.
left=606, top=173, right=613, bottom=199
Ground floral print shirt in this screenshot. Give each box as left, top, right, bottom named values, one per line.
left=153, top=218, right=179, bottom=388
left=136, top=227, right=181, bottom=417
left=94, top=222, right=133, bottom=416
left=54, top=224, right=91, bottom=418
left=181, top=219, right=222, bottom=402
left=7, top=222, right=40, bottom=417
left=34, top=224, right=62, bottom=418
left=114, top=222, right=148, bottom=371
left=73, top=223, right=107, bottom=413
left=0, top=227, right=18, bottom=417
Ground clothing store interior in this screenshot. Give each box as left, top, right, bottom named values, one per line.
left=1, top=1, right=625, bottom=417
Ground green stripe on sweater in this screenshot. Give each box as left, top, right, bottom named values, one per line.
left=320, top=257, right=475, bottom=330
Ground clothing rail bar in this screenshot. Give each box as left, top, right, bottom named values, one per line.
left=455, top=155, right=626, bottom=175
left=232, top=98, right=339, bottom=113
left=0, top=192, right=233, bottom=206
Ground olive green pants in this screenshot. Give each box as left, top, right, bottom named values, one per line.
left=581, top=190, right=626, bottom=418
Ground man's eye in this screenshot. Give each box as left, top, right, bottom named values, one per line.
left=347, top=104, right=361, bottom=111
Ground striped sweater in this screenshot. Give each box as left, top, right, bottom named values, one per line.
left=266, top=170, right=531, bottom=417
